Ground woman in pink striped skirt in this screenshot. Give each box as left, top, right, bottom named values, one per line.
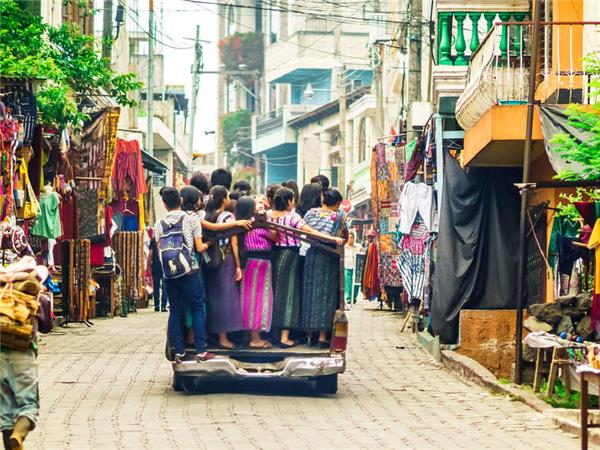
left=240, top=196, right=277, bottom=348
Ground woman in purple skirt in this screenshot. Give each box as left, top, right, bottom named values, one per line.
left=204, top=186, right=243, bottom=349
left=237, top=195, right=277, bottom=348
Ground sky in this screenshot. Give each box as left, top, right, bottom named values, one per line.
left=158, top=0, right=219, bottom=154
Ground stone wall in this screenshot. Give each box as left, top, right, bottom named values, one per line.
left=457, top=310, right=525, bottom=379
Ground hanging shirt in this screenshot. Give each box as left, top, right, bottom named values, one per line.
left=398, top=181, right=438, bottom=234
left=32, top=191, right=62, bottom=240
left=588, top=220, right=600, bottom=330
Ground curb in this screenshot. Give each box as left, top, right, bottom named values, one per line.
left=440, top=349, right=550, bottom=413
left=411, top=331, right=598, bottom=444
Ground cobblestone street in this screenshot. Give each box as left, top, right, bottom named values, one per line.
left=29, top=303, right=579, bottom=449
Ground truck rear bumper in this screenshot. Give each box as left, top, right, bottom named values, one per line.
left=173, top=355, right=346, bottom=379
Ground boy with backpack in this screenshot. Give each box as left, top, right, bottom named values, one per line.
left=153, top=187, right=215, bottom=362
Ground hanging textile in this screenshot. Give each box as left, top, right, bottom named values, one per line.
left=588, top=220, right=600, bottom=330
left=371, top=143, right=404, bottom=288
left=431, top=150, right=521, bottom=343
left=69, top=107, right=120, bottom=199
left=361, top=242, right=380, bottom=299
left=31, top=191, right=62, bottom=240
left=113, top=139, right=147, bottom=198
left=76, top=188, right=105, bottom=240
left=398, top=181, right=438, bottom=234
left=398, top=218, right=432, bottom=302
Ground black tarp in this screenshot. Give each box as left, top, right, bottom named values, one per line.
left=430, top=150, right=521, bottom=343
left=539, top=105, right=586, bottom=177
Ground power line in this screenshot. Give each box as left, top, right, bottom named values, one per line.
left=119, top=1, right=195, bottom=50
left=183, top=0, right=414, bottom=26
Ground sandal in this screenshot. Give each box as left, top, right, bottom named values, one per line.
left=217, top=342, right=236, bottom=350
left=248, top=341, right=273, bottom=349
left=279, top=340, right=297, bottom=349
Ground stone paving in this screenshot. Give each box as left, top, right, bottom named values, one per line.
left=28, top=302, right=579, bottom=449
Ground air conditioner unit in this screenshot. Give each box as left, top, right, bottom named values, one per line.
left=408, top=102, right=433, bottom=128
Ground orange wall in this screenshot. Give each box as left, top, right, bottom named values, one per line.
left=536, top=0, right=585, bottom=102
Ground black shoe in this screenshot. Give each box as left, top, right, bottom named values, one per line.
left=154, top=308, right=160, bottom=312
left=161, top=308, right=168, bottom=312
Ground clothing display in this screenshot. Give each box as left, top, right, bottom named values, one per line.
left=399, top=219, right=432, bottom=302
left=588, top=220, right=600, bottom=330
left=371, top=143, right=404, bottom=288
left=398, top=182, right=438, bottom=234
left=112, top=139, right=147, bottom=198
left=31, top=191, right=61, bottom=239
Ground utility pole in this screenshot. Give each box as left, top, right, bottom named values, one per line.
left=188, top=25, right=203, bottom=158
left=147, top=0, right=155, bottom=156
left=102, top=0, right=113, bottom=61
left=407, top=0, right=422, bottom=131
left=372, top=0, right=384, bottom=138
left=514, top=0, right=542, bottom=385
left=338, top=65, right=347, bottom=192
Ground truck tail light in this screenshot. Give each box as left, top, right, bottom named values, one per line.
left=331, top=310, right=348, bottom=353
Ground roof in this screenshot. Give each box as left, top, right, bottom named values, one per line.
left=142, top=150, right=168, bottom=174
left=287, top=86, right=371, bottom=129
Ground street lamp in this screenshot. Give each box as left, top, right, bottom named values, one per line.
left=303, top=83, right=315, bottom=99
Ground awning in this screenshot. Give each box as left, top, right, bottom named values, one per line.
left=142, top=150, right=167, bottom=174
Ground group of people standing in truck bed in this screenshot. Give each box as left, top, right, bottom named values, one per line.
left=150, top=168, right=347, bottom=363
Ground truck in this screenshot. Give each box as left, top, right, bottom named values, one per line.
left=165, top=214, right=349, bottom=394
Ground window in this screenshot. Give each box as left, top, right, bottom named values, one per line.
left=269, top=83, right=277, bottom=112
left=269, top=4, right=279, bottom=43
left=246, top=83, right=256, bottom=112
left=226, top=4, right=235, bottom=36
left=358, top=118, right=366, bottom=162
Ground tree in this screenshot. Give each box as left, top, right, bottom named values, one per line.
left=0, top=0, right=141, bottom=129
left=553, top=53, right=600, bottom=180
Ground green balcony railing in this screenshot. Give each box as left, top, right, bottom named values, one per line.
left=437, top=11, right=528, bottom=66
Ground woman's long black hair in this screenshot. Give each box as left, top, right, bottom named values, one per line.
left=204, top=185, right=229, bottom=222
left=180, top=186, right=202, bottom=212
left=296, top=182, right=322, bottom=217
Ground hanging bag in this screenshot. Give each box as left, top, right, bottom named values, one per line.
left=19, top=160, right=39, bottom=219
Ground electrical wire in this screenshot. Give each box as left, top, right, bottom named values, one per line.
left=119, top=1, right=195, bottom=50
left=182, top=0, right=414, bottom=26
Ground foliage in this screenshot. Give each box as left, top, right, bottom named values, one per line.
left=0, top=0, right=141, bottom=129
left=218, top=32, right=263, bottom=72
left=539, top=378, right=598, bottom=409
left=233, top=166, right=257, bottom=192
left=556, top=188, right=600, bottom=220
left=553, top=52, right=600, bottom=180
left=222, top=109, right=253, bottom=166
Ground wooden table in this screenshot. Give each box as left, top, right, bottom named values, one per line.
left=579, top=367, right=600, bottom=450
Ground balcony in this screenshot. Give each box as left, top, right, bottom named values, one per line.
left=435, top=2, right=530, bottom=66
left=456, top=24, right=530, bottom=130
left=265, top=29, right=370, bottom=83
left=456, top=20, right=599, bottom=167
left=252, top=105, right=314, bottom=154
left=431, top=2, right=529, bottom=108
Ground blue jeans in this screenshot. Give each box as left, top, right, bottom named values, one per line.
left=152, top=267, right=168, bottom=311
left=0, top=348, right=39, bottom=431
left=165, top=271, right=206, bottom=355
